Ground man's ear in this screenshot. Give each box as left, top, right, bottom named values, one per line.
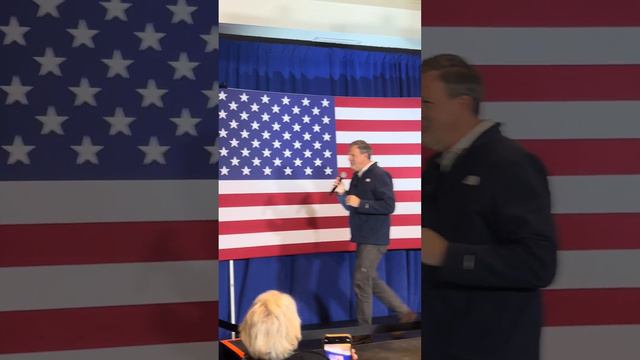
left=457, top=95, right=475, bottom=114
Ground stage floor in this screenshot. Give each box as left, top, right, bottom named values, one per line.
left=356, top=336, right=420, bottom=360
left=221, top=335, right=421, bottom=360
left=221, top=317, right=422, bottom=360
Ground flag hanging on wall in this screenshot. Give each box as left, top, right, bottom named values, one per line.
left=218, top=88, right=421, bottom=260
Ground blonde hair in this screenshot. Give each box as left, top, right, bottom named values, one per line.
left=240, top=290, right=302, bottom=360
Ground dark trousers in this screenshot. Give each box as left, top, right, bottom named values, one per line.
left=353, top=244, right=410, bottom=325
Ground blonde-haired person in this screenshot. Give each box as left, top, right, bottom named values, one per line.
left=240, top=290, right=358, bottom=360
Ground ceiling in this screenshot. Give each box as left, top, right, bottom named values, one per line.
left=219, top=0, right=421, bottom=49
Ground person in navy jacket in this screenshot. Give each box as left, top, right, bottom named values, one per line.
left=334, top=140, right=416, bottom=342
left=421, top=54, right=557, bottom=360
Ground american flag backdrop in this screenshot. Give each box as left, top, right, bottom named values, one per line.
left=0, top=1, right=218, bottom=358
left=218, top=88, right=421, bottom=260
left=423, top=0, right=640, bottom=358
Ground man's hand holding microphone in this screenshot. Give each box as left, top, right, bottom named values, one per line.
left=332, top=176, right=346, bottom=195
left=331, top=172, right=361, bottom=207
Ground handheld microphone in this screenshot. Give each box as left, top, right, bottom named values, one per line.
left=330, top=171, right=348, bottom=194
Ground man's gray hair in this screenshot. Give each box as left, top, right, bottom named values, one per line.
left=422, top=53, right=483, bottom=116
left=350, top=140, right=372, bottom=159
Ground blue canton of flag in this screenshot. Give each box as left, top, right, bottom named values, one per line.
left=0, top=0, right=218, bottom=181
left=218, top=88, right=337, bottom=180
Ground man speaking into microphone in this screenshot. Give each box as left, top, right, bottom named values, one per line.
left=332, top=140, right=416, bottom=343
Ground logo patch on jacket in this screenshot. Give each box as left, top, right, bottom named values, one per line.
left=462, top=175, right=481, bottom=186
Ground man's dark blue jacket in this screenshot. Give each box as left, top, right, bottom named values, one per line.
left=422, top=124, right=557, bottom=360
left=339, top=162, right=395, bottom=246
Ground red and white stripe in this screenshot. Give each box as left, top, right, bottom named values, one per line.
left=219, top=97, right=421, bottom=260
left=0, top=180, right=218, bottom=358
left=422, top=1, right=640, bottom=358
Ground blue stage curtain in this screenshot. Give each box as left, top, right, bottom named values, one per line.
left=218, top=37, right=421, bottom=339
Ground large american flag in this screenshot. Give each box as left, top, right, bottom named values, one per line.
left=423, top=0, right=640, bottom=358
left=218, top=88, right=421, bottom=260
left=0, top=1, right=218, bottom=358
